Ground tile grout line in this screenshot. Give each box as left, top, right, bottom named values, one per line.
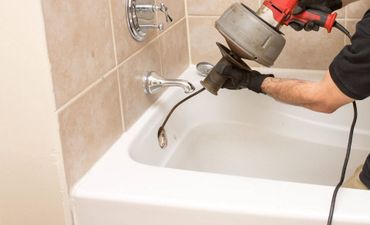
left=188, top=15, right=221, bottom=18
left=56, top=67, right=118, bottom=113
left=158, top=31, right=165, bottom=77
left=108, top=0, right=118, bottom=66
left=184, top=0, right=193, bottom=65
left=155, top=0, right=164, bottom=77
left=108, top=0, right=126, bottom=131
left=115, top=70, right=126, bottom=131
left=156, top=0, right=163, bottom=77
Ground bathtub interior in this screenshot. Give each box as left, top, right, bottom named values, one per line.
left=129, top=68, right=370, bottom=187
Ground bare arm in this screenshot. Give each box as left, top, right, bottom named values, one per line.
left=261, top=71, right=353, bottom=113
left=260, top=1, right=359, bottom=112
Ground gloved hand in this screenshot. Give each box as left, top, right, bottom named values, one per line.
left=296, top=0, right=343, bottom=14
left=216, top=65, right=274, bottom=94
left=290, top=0, right=342, bottom=31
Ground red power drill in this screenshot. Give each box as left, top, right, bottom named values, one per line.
left=203, top=1, right=343, bottom=94
left=260, top=0, right=338, bottom=32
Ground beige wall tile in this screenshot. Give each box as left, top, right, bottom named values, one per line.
left=345, top=20, right=360, bottom=34
left=188, top=16, right=226, bottom=65
left=42, top=0, right=115, bottom=107
left=187, top=0, right=260, bottom=16
left=239, top=0, right=262, bottom=11
left=118, top=41, right=163, bottom=129
left=274, top=25, right=345, bottom=69
left=187, top=0, right=236, bottom=16
left=188, top=16, right=261, bottom=67
left=160, top=19, right=189, bottom=79
left=110, top=0, right=158, bottom=64
left=346, top=0, right=370, bottom=19
left=335, top=7, right=346, bottom=19
left=59, top=72, right=123, bottom=187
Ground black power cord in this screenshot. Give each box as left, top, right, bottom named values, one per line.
left=327, top=22, right=357, bottom=225
left=334, top=21, right=352, bottom=40
left=327, top=102, right=357, bottom=225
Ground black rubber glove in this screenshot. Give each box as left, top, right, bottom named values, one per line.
left=296, top=0, right=343, bottom=13
left=290, top=0, right=342, bottom=31
left=289, top=20, right=321, bottom=32
left=217, top=65, right=274, bottom=94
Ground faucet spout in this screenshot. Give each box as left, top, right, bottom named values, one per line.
left=143, top=71, right=195, bottom=94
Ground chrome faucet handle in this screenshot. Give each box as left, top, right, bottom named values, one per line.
left=127, top=0, right=172, bottom=42
left=157, top=3, right=173, bottom=23
left=135, top=3, right=172, bottom=23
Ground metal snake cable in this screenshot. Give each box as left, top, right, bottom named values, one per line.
left=157, top=88, right=206, bottom=148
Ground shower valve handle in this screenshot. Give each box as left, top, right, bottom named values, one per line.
left=157, top=3, right=173, bottom=23
left=136, top=3, right=173, bottom=23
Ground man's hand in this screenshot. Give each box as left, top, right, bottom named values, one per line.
left=289, top=0, right=343, bottom=31
left=216, top=65, right=274, bottom=94
left=296, top=0, right=343, bottom=14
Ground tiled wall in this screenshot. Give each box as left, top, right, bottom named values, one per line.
left=42, top=0, right=189, bottom=187
left=187, top=0, right=370, bottom=70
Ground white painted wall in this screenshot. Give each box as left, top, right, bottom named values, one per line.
left=0, top=1, right=71, bottom=225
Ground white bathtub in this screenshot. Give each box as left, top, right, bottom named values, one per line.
left=72, top=66, right=370, bottom=225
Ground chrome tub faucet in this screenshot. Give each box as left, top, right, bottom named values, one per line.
left=143, top=71, right=195, bottom=95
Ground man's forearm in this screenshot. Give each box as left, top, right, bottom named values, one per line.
left=261, top=75, right=353, bottom=113
left=261, top=77, right=331, bottom=112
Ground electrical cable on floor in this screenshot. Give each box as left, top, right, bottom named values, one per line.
left=327, top=22, right=356, bottom=225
